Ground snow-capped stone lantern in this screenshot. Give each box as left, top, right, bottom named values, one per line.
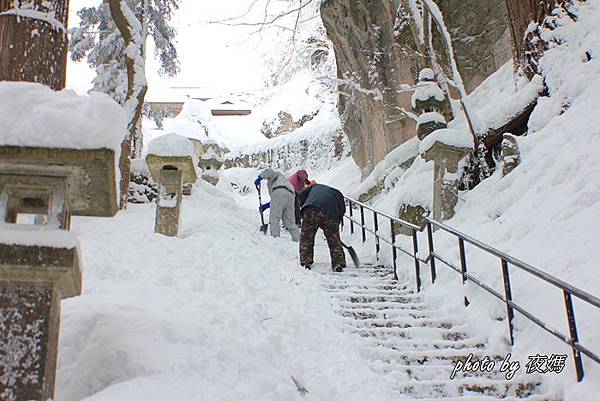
left=420, top=128, right=474, bottom=222
left=199, top=144, right=224, bottom=186
left=0, top=82, right=124, bottom=401
left=146, top=134, right=198, bottom=237
left=412, top=68, right=448, bottom=140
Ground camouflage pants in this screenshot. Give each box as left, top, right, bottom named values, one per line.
left=300, top=207, right=346, bottom=269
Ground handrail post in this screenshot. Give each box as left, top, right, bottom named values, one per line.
left=412, top=229, right=421, bottom=292
left=501, top=259, right=515, bottom=346
left=360, top=205, right=366, bottom=243
left=563, top=290, right=584, bottom=381
left=390, top=219, right=398, bottom=280
left=373, top=211, right=380, bottom=260
left=426, top=221, right=436, bottom=284
left=458, top=238, right=469, bottom=307
left=349, top=200, right=354, bottom=234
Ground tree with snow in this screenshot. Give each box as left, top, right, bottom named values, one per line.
left=70, top=0, right=180, bottom=157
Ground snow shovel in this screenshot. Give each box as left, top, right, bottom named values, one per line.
left=257, top=186, right=269, bottom=235
left=341, top=241, right=360, bottom=268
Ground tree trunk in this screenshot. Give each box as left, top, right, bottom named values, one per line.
left=0, top=0, right=69, bottom=90
left=108, top=0, right=148, bottom=208
left=505, top=0, right=573, bottom=77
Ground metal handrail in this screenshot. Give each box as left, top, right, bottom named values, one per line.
left=342, top=195, right=599, bottom=382
left=427, top=218, right=600, bottom=308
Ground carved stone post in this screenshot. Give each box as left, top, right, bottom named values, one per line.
left=154, top=168, right=183, bottom=237
left=423, top=140, right=473, bottom=222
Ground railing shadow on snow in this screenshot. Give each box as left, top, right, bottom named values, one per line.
left=342, top=196, right=600, bottom=382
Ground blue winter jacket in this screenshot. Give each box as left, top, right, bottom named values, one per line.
left=298, top=184, right=346, bottom=222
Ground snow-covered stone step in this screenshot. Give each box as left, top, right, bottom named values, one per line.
left=344, top=316, right=458, bottom=330
left=335, top=301, right=436, bottom=316
left=338, top=308, right=437, bottom=320
left=362, top=336, right=485, bottom=352
left=339, top=294, right=423, bottom=304
left=401, top=394, right=559, bottom=401
left=336, top=301, right=436, bottom=313
left=350, top=326, right=470, bottom=341
left=323, top=287, right=415, bottom=297
left=391, top=377, right=541, bottom=399
left=376, top=361, right=533, bottom=380
left=321, top=269, right=394, bottom=282
left=323, top=282, right=409, bottom=291
left=364, top=348, right=505, bottom=366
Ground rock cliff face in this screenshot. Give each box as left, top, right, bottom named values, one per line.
left=320, top=0, right=513, bottom=176
left=436, top=0, right=513, bottom=93
left=321, top=0, right=423, bottom=177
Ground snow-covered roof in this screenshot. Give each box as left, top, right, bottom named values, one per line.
left=411, top=82, right=445, bottom=108
left=418, top=68, right=435, bottom=82
left=0, top=82, right=126, bottom=152
left=419, top=128, right=474, bottom=154
left=147, top=133, right=196, bottom=159
left=417, top=111, right=446, bottom=126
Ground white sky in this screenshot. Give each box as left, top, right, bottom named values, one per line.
left=66, top=1, right=275, bottom=98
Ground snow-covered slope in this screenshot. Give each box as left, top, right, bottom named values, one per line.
left=58, top=180, right=395, bottom=401
left=302, top=2, right=600, bottom=399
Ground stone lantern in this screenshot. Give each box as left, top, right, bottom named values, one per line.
left=412, top=68, right=448, bottom=140
left=0, top=81, right=124, bottom=401
left=199, top=145, right=224, bottom=186
left=146, top=134, right=198, bottom=237
left=420, top=129, right=474, bottom=222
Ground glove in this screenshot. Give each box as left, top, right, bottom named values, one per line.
left=254, top=176, right=262, bottom=189
left=259, top=202, right=271, bottom=212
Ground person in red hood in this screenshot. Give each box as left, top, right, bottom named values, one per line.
left=289, top=169, right=309, bottom=225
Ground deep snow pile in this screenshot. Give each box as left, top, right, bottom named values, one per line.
left=432, top=4, right=600, bottom=397
left=57, top=180, right=395, bottom=401
left=0, top=81, right=126, bottom=152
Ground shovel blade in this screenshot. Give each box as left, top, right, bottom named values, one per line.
left=346, top=246, right=360, bottom=268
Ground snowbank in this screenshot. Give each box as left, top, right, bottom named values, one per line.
left=0, top=82, right=126, bottom=152
left=466, top=63, right=545, bottom=135
left=58, top=180, right=396, bottom=401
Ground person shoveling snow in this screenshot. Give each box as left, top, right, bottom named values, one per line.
left=298, top=183, right=347, bottom=272
left=254, top=168, right=300, bottom=242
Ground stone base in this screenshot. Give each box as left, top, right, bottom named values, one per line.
left=396, top=204, right=428, bottom=236
left=0, top=236, right=82, bottom=401
left=0, top=282, right=60, bottom=401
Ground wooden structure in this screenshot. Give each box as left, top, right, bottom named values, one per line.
left=0, top=0, right=69, bottom=90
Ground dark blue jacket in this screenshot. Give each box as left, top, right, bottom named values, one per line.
left=298, top=184, right=346, bottom=222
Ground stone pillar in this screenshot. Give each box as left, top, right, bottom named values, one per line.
left=0, top=168, right=82, bottom=401
left=154, top=169, right=183, bottom=237
left=423, top=141, right=473, bottom=222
